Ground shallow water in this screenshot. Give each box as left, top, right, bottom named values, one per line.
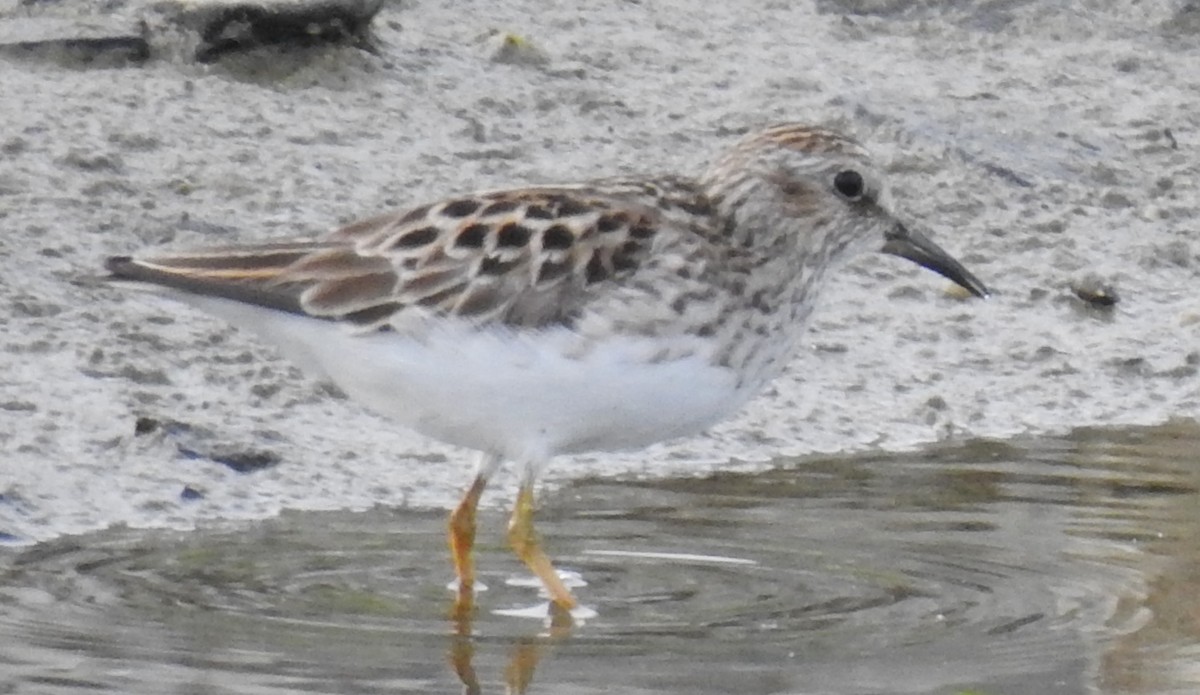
left=3, top=423, right=1199, bottom=694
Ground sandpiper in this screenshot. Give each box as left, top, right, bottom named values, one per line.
left=105, top=123, right=988, bottom=615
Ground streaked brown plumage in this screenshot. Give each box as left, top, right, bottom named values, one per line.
left=105, top=124, right=988, bottom=616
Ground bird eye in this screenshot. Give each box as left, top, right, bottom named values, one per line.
left=833, top=170, right=865, bottom=200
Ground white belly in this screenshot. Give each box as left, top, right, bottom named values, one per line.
left=186, top=297, right=747, bottom=462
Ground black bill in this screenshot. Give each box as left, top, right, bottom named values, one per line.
left=882, top=223, right=989, bottom=298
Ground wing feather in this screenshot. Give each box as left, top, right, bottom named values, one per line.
left=106, top=180, right=715, bottom=331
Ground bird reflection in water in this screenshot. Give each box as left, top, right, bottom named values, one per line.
left=447, top=599, right=575, bottom=694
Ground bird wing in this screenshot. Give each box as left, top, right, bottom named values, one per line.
left=107, top=182, right=712, bottom=331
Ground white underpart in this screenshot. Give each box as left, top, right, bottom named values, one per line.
left=177, top=295, right=745, bottom=465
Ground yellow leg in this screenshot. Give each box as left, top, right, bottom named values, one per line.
left=448, top=475, right=488, bottom=619
left=507, top=483, right=577, bottom=611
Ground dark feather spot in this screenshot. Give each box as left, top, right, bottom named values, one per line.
left=585, top=254, right=607, bottom=284
left=402, top=267, right=464, bottom=298
left=750, top=290, right=772, bottom=314
left=611, top=241, right=641, bottom=272
left=456, top=224, right=488, bottom=248
left=596, top=214, right=624, bottom=233
left=536, top=259, right=571, bottom=285
left=526, top=205, right=553, bottom=219
left=497, top=222, right=532, bottom=248
left=550, top=195, right=590, bottom=216
left=343, top=302, right=401, bottom=326
left=696, top=323, right=717, bottom=337
left=392, top=226, right=440, bottom=249
left=678, top=198, right=713, bottom=216
left=542, top=224, right=574, bottom=250
left=455, top=286, right=500, bottom=317
left=676, top=267, right=692, bottom=280
left=630, top=224, right=656, bottom=240
left=417, top=285, right=465, bottom=309
left=396, top=205, right=431, bottom=226
left=480, top=199, right=520, bottom=216
left=441, top=199, right=481, bottom=218
left=671, top=297, right=687, bottom=314
left=479, top=256, right=521, bottom=276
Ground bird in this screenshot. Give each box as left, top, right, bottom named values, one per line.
left=104, top=123, right=988, bottom=616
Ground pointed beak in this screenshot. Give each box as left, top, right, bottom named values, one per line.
left=881, top=223, right=989, bottom=298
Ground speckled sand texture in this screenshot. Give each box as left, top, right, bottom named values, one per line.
left=1, top=0, right=1198, bottom=541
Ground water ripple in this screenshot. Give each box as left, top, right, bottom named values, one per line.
left=2, top=424, right=1198, bottom=693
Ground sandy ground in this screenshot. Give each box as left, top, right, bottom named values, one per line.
left=1, top=0, right=1198, bottom=543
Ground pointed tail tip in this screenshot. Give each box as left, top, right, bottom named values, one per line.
left=104, top=255, right=131, bottom=274
left=104, top=255, right=135, bottom=276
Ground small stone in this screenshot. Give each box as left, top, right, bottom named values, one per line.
left=134, top=416, right=160, bottom=436
left=210, top=450, right=281, bottom=473
left=486, top=32, right=550, bottom=66
left=1071, top=275, right=1119, bottom=308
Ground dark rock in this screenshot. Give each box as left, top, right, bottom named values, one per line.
left=180, top=0, right=385, bottom=63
